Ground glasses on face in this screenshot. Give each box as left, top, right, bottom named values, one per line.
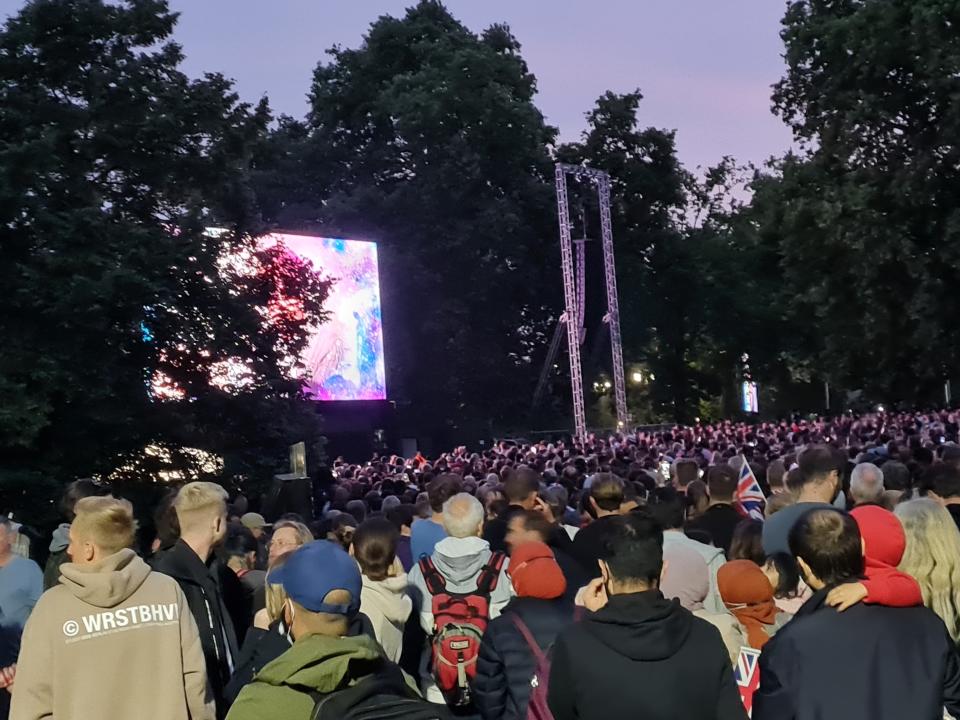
left=269, top=538, right=300, bottom=551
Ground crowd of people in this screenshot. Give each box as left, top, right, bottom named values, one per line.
left=3, top=409, right=960, bottom=719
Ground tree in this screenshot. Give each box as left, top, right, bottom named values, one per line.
left=0, top=0, right=328, bottom=496
left=253, top=1, right=559, bottom=441
left=761, top=0, right=960, bottom=403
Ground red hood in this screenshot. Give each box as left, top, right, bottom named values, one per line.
left=851, top=505, right=905, bottom=567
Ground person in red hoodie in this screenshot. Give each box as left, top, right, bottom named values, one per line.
left=825, top=505, right=922, bottom=611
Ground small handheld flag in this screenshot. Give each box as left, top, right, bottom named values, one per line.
left=735, top=646, right=762, bottom=716
left=735, top=455, right=766, bottom=521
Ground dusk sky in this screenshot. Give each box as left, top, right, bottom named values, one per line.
left=2, top=1, right=796, bottom=172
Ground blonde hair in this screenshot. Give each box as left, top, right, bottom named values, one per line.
left=264, top=557, right=290, bottom=624
left=72, top=496, right=137, bottom=555
left=896, top=498, right=960, bottom=642
left=174, top=482, right=228, bottom=532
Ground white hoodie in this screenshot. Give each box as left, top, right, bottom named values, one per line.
left=359, top=560, right=412, bottom=663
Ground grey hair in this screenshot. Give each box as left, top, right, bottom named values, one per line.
left=441, top=493, right=484, bottom=538
left=850, top=463, right=885, bottom=504
left=272, top=520, right=314, bottom=547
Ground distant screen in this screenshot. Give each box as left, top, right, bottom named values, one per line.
left=741, top=381, right=759, bottom=414
left=269, top=233, right=387, bottom=401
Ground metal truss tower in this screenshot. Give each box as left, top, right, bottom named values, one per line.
left=554, top=163, right=629, bottom=442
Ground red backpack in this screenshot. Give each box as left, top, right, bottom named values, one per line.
left=419, top=551, right=507, bottom=707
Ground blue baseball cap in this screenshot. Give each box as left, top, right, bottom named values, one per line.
left=270, top=540, right=362, bottom=617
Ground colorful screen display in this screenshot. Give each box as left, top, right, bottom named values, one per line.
left=269, top=233, right=387, bottom=401
left=741, top=381, right=759, bottom=414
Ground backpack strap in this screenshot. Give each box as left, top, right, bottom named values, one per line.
left=509, top=613, right=548, bottom=667
left=475, top=551, right=506, bottom=595
left=418, top=556, right=447, bottom=596
left=310, top=663, right=417, bottom=720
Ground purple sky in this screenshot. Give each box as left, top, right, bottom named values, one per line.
left=3, top=1, right=796, bottom=171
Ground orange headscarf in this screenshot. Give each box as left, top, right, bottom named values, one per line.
left=717, top=560, right=778, bottom=649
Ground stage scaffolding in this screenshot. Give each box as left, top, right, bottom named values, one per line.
left=551, top=163, right=629, bottom=442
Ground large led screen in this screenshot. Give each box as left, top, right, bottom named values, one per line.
left=269, top=233, right=387, bottom=401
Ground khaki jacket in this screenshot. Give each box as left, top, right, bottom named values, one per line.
left=11, top=549, right=214, bottom=720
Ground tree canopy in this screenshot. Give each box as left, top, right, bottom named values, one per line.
left=2, top=0, right=958, bottom=505
left=0, top=0, right=328, bottom=512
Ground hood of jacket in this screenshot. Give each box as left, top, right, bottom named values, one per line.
left=254, top=633, right=386, bottom=693
left=49, top=523, right=71, bottom=553
left=430, top=535, right=494, bottom=589
left=583, top=589, right=693, bottom=661
left=58, top=548, right=152, bottom=609
left=361, top=572, right=412, bottom=625
left=851, top=505, right=905, bottom=567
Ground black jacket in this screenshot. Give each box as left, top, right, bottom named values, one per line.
left=569, top=515, right=619, bottom=578
left=482, top=505, right=526, bottom=553
left=151, top=540, right=242, bottom=718
left=545, top=527, right=590, bottom=603
left=225, top=621, right=292, bottom=707
left=947, top=504, right=960, bottom=536
left=547, top=590, right=747, bottom=720
left=687, top=503, right=742, bottom=556
left=474, top=597, right=574, bottom=720
left=753, top=587, right=960, bottom=720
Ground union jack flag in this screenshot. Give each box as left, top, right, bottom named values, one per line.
left=735, top=646, right=762, bottom=716
left=735, top=456, right=766, bottom=521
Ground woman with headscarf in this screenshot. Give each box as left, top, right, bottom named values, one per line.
left=718, top=559, right=791, bottom=650
left=661, top=543, right=744, bottom=663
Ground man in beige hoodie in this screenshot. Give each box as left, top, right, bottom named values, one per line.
left=11, top=496, right=214, bottom=720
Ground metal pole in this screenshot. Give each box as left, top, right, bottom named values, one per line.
left=597, top=175, right=629, bottom=428
left=555, top=166, right=587, bottom=444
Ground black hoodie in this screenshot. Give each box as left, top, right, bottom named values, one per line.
left=547, top=589, right=747, bottom=720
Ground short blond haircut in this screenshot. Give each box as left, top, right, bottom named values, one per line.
left=72, top=496, right=137, bottom=555
left=174, top=481, right=228, bottom=532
